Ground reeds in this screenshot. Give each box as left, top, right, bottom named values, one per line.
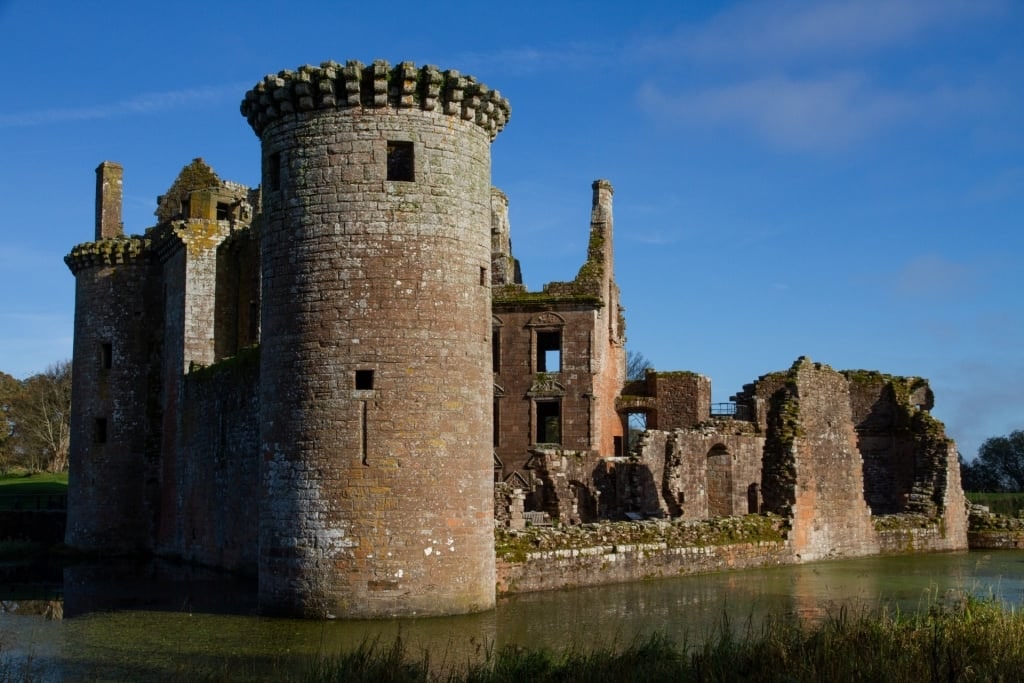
left=303, top=597, right=1024, bottom=682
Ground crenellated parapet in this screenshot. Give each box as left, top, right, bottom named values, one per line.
left=240, top=59, right=511, bottom=139
left=64, top=238, right=151, bottom=275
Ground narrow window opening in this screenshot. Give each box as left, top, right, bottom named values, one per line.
left=536, top=330, right=561, bottom=372
left=355, top=369, right=375, bottom=390
left=492, top=329, right=501, bottom=373
left=479, top=266, right=487, bottom=286
left=614, top=435, right=624, bottom=458
left=386, top=141, right=414, bottom=181
left=493, top=399, right=500, bottom=447
left=361, top=401, right=369, bottom=465
left=216, top=202, right=230, bottom=221
left=268, top=152, right=281, bottom=191
left=93, top=418, right=108, bottom=445
left=100, top=342, right=113, bottom=369
left=535, top=400, right=561, bottom=444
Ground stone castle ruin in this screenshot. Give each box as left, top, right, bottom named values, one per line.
left=64, top=59, right=967, bottom=619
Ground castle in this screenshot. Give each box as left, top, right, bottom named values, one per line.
left=65, top=59, right=967, bottom=620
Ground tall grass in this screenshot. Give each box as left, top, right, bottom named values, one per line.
left=302, top=598, right=1024, bottom=682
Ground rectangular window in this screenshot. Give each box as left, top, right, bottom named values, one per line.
left=536, top=330, right=561, bottom=372
left=535, top=400, right=561, bottom=444
left=216, top=202, right=231, bottom=221
left=386, top=141, right=414, bottom=181
left=93, top=418, right=108, bottom=444
left=355, top=369, right=375, bottom=390
left=493, top=399, right=500, bottom=447
left=100, top=342, right=113, bottom=369
left=268, top=152, right=281, bottom=191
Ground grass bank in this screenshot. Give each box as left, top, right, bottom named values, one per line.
left=967, top=492, right=1024, bottom=516
left=292, top=598, right=1023, bottom=682
left=0, top=471, right=68, bottom=510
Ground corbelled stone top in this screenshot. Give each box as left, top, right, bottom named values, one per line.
left=65, top=237, right=151, bottom=274
left=240, top=60, right=511, bottom=140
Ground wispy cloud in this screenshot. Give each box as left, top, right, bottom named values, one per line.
left=644, top=0, right=1005, bottom=65
left=631, top=0, right=1008, bottom=151
left=890, top=254, right=975, bottom=298
left=0, top=83, right=247, bottom=128
left=638, top=72, right=917, bottom=150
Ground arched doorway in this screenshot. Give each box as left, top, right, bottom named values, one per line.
left=706, top=444, right=733, bottom=517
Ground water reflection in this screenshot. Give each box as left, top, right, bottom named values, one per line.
left=0, top=551, right=1022, bottom=680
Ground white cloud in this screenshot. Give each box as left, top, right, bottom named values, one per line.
left=0, top=83, right=246, bottom=128
left=890, top=254, right=974, bottom=298
left=638, top=72, right=914, bottom=150
left=645, top=0, right=1005, bottom=65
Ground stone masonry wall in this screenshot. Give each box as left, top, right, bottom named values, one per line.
left=248, top=60, right=504, bottom=618
left=172, top=349, right=260, bottom=574
left=64, top=245, right=158, bottom=552
left=497, top=539, right=792, bottom=594
left=769, top=359, right=879, bottom=560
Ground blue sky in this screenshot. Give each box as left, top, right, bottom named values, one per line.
left=0, top=0, right=1020, bottom=458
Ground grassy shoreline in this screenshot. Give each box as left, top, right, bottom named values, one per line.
left=291, top=597, right=1023, bottom=682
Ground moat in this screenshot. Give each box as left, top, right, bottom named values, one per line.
left=2, top=551, right=1022, bottom=680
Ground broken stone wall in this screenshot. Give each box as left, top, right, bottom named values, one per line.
left=762, top=359, right=878, bottom=560
left=646, top=372, right=710, bottom=430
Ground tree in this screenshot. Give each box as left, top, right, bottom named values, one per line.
left=961, top=430, right=1024, bottom=492
left=0, top=371, right=20, bottom=473
left=6, top=360, right=72, bottom=473
left=626, top=350, right=652, bottom=381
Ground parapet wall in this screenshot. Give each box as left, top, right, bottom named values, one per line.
left=241, top=59, right=510, bottom=139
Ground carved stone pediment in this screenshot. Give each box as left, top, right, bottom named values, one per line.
left=527, top=312, right=566, bottom=327
left=527, top=374, right=566, bottom=397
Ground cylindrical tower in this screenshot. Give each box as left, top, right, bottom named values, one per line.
left=241, top=60, right=510, bottom=617
left=65, top=188, right=155, bottom=552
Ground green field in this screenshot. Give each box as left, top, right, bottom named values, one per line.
left=0, top=471, right=68, bottom=511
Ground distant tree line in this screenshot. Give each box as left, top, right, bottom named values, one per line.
left=960, top=430, right=1024, bottom=493
left=0, top=360, right=71, bottom=474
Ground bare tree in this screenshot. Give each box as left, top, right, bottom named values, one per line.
left=8, top=361, right=72, bottom=473
left=626, top=350, right=652, bottom=381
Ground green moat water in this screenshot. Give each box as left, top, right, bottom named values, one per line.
left=2, top=551, right=1023, bottom=680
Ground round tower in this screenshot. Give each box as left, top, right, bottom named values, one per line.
left=241, top=60, right=510, bottom=617
left=64, top=164, right=155, bottom=551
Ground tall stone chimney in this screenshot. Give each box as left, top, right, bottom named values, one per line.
left=95, top=161, right=123, bottom=240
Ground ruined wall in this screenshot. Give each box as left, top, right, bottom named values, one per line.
left=494, top=307, right=610, bottom=478
left=646, top=372, right=711, bottom=430
left=245, top=60, right=508, bottom=618
left=214, top=226, right=261, bottom=361
left=493, top=180, right=625, bottom=484
left=762, top=359, right=878, bottom=560
left=171, top=349, right=260, bottom=574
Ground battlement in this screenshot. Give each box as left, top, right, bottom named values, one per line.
left=64, top=237, right=151, bottom=274
left=240, top=59, right=511, bottom=139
